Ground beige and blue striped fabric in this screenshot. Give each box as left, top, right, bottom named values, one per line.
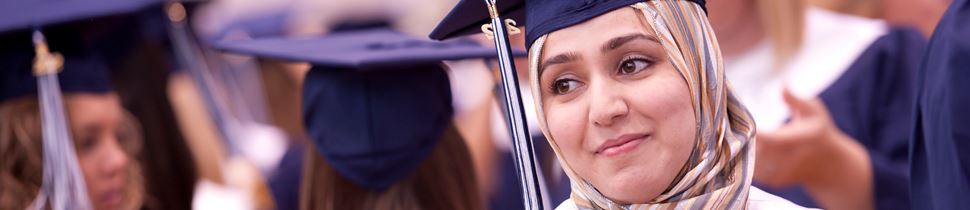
left=527, top=1, right=757, bottom=209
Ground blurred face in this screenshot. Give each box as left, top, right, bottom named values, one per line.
left=705, top=0, right=761, bottom=58
left=66, top=94, right=133, bottom=210
left=538, top=8, right=696, bottom=204
left=705, top=0, right=751, bottom=36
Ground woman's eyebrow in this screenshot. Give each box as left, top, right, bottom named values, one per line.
left=602, top=33, right=660, bottom=53
left=539, top=52, right=581, bottom=75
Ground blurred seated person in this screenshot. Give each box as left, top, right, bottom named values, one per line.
left=708, top=0, right=927, bottom=209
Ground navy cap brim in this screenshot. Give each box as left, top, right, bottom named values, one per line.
left=428, top=0, right=524, bottom=40
left=0, top=0, right=163, bottom=33
left=215, top=29, right=526, bottom=70
left=430, top=0, right=707, bottom=47
left=1, top=49, right=114, bottom=102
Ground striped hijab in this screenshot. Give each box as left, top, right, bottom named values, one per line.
left=527, top=1, right=757, bottom=209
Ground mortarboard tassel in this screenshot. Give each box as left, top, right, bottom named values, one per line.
left=479, top=1, right=549, bottom=209
left=165, top=1, right=286, bottom=176
left=30, top=30, right=93, bottom=210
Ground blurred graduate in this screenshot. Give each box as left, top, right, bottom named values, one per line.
left=909, top=0, right=970, bottom=209
left=0, top=0, right=160, bottom=209
left=0, top=34, right=145, bottom=210
left=0, top=0, right=225, bottom=209
left=705, top=0, right=928, bottom=209
left=215, top=28, right=525, bottom=209
left=195, top=1, right=570, bottom=208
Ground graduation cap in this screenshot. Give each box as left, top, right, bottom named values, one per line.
left=428, top=0, right=525, bottom=41
left=430, top=0, right=706, bottom=49
left=0, top=0, right=161, bottom=34
left=0, top=45, right=114, bottom=103
left=215, top=28, right=520, bottom=190
left=0, top=0, right=205, bottom=101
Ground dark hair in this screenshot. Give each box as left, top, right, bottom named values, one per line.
left=299, top=124, right=483, bottom=210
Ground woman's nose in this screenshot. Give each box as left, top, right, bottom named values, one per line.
left=101, top=137, right=129, bottom=175
left=588, top=82, right=629, bottom=127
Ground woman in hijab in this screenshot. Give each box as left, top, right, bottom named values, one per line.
left=523, top=0, right=811, bottom=209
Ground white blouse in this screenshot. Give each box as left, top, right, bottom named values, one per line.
left=724, top=6, right=887, bottom=132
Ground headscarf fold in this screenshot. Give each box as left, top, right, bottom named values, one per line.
left=527, top=1, right=757, bottom=209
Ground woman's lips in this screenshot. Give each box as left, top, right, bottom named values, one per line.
left=100, top=188, right=123, bottom=209
left=595, top=133, right=648, bottom=157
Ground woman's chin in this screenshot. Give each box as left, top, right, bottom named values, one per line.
left=602, top=188, right=658, bottom=205
left=595, top=170, right=666, bottom=204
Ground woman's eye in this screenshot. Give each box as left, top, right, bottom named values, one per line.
left=117, top=128, right=137, bottom=149
left=551, top=79, right=582, bottom=95
left=618, top=58, right=650, bottom=75
left=78, top=137, right=97, bottom=152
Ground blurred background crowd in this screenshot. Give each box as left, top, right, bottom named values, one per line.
left=0, top=0, right=960, bottom=209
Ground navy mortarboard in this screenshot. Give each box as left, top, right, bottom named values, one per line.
left=428, top=0, right=525, bottom=41
left=431, top=0, right=706, bottom=49
left=0, top=46, right=114, bottom=103
left=215, top=28, right=509, bottom=70
left=215, top=28, right=517, bottom=191
left=0, top=0, right=160, bottom=34
left=0, top=0, right=158, bottom=101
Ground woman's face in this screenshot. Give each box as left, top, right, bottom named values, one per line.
left=66, top=94, right=133, bottom=210
left=538, top=8, right=696, bottom=204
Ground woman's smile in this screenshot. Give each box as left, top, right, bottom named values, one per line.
left=595, top=133, right=649, bottom=157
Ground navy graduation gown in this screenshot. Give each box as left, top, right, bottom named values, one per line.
left=758, top=27, right=926, bottom=210
left=268, top=144, right=304, bottom=210
left=489, top=134, right=571, bottom=210
left=909, top=0, right=970, bottom=209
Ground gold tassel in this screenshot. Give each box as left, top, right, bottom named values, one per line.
left=32, top=32, right=63, bottom=76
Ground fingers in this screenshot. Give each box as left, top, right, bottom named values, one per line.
left=756, top=117, right=809, bottom=143
left=781, top=87, right=810, bottom=118
left=780, top=87, right=827, bottom=119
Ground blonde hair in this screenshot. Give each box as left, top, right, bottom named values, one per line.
left=299, top=124, right=483, bottom=210
left=757, top=0, right=806, bottom=69
left=808, top=0, right=879, bottom=18
left=0, top=97, right=145, bottom=210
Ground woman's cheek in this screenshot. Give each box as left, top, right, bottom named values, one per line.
left=631, top=71, right=697, bottom=170
left=544, top=101, right=588, bottom=160
left=635, top=71, right=694, bottom=124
